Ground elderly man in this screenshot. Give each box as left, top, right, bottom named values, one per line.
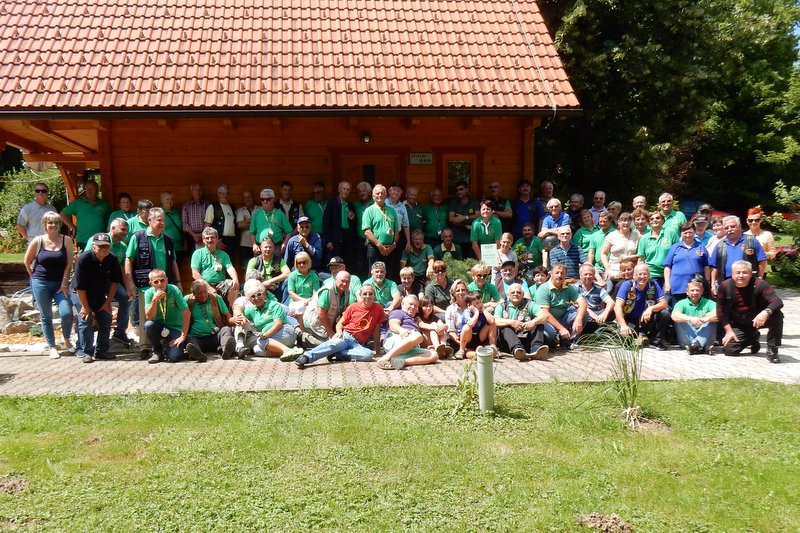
left=125, top=207, right=182, bottom=356
left=432, top=227, right=462, bottom=261
left=182, top=182, right=208, bottom=250
left=496, top=260, right=532, bottom=300
left=363, top=261, right=402, bottom=314
left=422, top=187, right=448, bottom=248
left=494, top=283, right=550, bottom=360
left=717, top=260, right=782, bottom=363
left=546, top=226, right=587, bottom=280
left=322, top=256, right=362, bottom=299
left=284, top=215, right=324, bottom=273
left=295, top=283, right=385, bottom=368
left=250, top=188, right=293, bottom=254
left=613, top=263, right=670, bottom=350
left=191, top=227, right=240, bottom=308
left=277, top=181, right=304, bottom=228
left=183, top=279, right=236, bottom=360
left=239, top=279, right=303, bottom=360
left=538, top=198, right=571, bottom=239
left=565, top=193, right=584, bottom=230
left=448, top=180, right=480, bottom=259
left=143, top=269, right=191, bottom=363
left=400, top=230, right=434, bottom=286
left=534, top=263, right=587, bottom=349
left=709, top=215, right=766, bottom=294
left=589, top=191, right=608, bottom=225
left=70, top=232, right=122, bottom=363
left=576, top=263, right=615, bottom=334
left=304, top=182, right=328, bottom=236
left=17, top=181, right=55, bottom=243
left=235, top=190, right=256, bottom=268
left=322, top=181, right=356, bottom=268
left=60, top=179, right=110, bottom=250
left=404, top=186, right=426, bottom=234
left=486, top=180, right=513, bottom=234
left=204, top=183, right=237, bottom=253
left=385, top=182, right=411, bottom=278
left=352, top=181, right=373, bottom=278
left=301, top=270, right=355, bottom=347
left=362, top=184, right=400, bottom=274
left=632, top=195, right=647, bottom=211
left=658, top=192, right=687, bottom=234
left=671, top=279, right=717, bottom=355
left=512, top=179, right=537, bottom=240
left=376, top=294, right=439, bottom=370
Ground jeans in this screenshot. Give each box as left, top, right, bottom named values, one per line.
left=254, top=324, right=296, bottom=350
left=675, top=321, right=717, bottom=350
left=186, top=326, right=233, bottom=354
left=70, top=293, right=112, bottom=355
left=31, top=278, right=73, bottom=348
left=304, top=331, right=374, bottom=363
left=144, top=321, right=184, bottom=362
left=113, top=283, right=130, bottom=336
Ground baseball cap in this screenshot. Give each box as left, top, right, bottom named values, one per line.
left=92, top=232, right=112, bottom=246
left=500, top=260, right=517, bottom=269
left=328, top=256, right=345, bottom=267
left=296, top=216, right=311, bottom=225
left=698, top=203, right=713, bottom=212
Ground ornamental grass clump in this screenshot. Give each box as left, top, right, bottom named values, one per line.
left=579, top=327, right=644, bottom=429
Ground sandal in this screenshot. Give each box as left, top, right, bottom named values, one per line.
left=377, top=358, right=394, bottom=370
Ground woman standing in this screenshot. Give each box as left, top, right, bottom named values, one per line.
left=23, top=211, right=75, bottom=359
left=744, top=207, right=777, bottom=262
left=470, top=200, right=503, bottom=261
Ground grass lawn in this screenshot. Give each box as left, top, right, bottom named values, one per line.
left=1, top=380, right=798, bottom=531
left=0, top=253, right=23, bottom=263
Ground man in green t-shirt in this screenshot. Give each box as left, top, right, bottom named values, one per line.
left=238, top=279, right=303, bottom=361
left=671, top=280, right=717, bottom=354
left=191, top=227, right=240, bottom=307
left=184, top=279, right=236, bottom=361
left=362, top=261, right=401, bottom=315
left=534, top=263, right=587, bottom=349
left=60, top=179, right=111, bottom=250
left=143, top=269, right=190, bottom=364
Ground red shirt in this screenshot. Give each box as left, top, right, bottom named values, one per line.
left=341, top=302, right=386, bottom=345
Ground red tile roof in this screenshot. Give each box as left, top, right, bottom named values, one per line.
left=0, top=1, right=579, bottom=113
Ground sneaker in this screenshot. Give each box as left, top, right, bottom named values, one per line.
left=513, top=347, right=529, bottom=361
left=528, top=344, right=549, bottom=360
left=294, top=354, right=309, bottom=369
left=139, top=348, right=152, bottom=360
left=279, top=347, right=303, bottom=362
left=82, top=354, right=94, bottom=363
left=222, top=337, right=236, bottom=360
left=391, top=358, right=406, bottom=370
left=112, top=332, right=133, bottom=346
left=444, top=346, right=454, bottom=358
left=94, top=352, right=116, bottom=361
left=750, top=341, right=761, bottom=354
left=705, top=346, right=715, bottom=356
left=768, top=350, right=780, bottom=364
left=569, top=342, right=580, bottom=350
left=147, top=353, right=162, bottom=364
left=185, top=343, right=207, bottom=363
left=236, top=343, right=251, bottom=359
left=49, top=347, right=60, bottom=359
left=64, top=344, right=76, bottom=355
left=75, top=349, right=87, bottom=358
left=690, top=340, right=702, bottom=354
left=454, top=349, right=466, bottom=360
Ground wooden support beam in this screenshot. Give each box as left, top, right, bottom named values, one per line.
left=22, top=120, right=95, bottom=153
left=23, top=152, right=97, bottom=163
left=0, top=128, right=51, bottom=154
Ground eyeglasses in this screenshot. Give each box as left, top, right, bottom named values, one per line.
left=35, top=189, right=49, bottom=193
left=248, top=292, right=264, bottom=299
left=361, top=292, right=375, bottom=298
left=434, top=269, right=446, bottom=273
left=474, top=274, right=487, bottom=278
left=296, top=261, right=308, bottom=265
left=261, top=197, right=274, bottom=202
left=747, top=218, right=761, bottom=223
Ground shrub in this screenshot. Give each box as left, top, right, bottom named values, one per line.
left=0, top=168, right=67, bottom=253
left=766, top=180, right=800, bottom=283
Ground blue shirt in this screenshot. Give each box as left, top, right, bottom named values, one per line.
left=283, top=232, right=324, bottom=270
left=541, top=212, right=572, bottom=231
left=615, top=279, right=665, bottom=323
left=664, top=240, right=709, bottom=295
left=547, top=243, right=587, bottom=278
left=708, top=234, right=766, bottom=278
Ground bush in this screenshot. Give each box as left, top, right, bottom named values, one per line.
left=766, top=180, right=800, bottom=283
left=443, top=256, right=478, bottom=284
left=0, top=168, right=67, bottom=253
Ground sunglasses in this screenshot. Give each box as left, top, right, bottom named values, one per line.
left=434, top=269, right=446, bottom=273
left=475, top=274, right=487, bottom=278
left=35, top=189, right=49, bottom=193
left=747, top=218, right=761, bottom=223
left=296, top=261, right=308, bottom=265
left=248, top=292, right=264, bottom=299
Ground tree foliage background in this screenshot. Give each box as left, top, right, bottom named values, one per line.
left=535, top=0, right=800, bottom=213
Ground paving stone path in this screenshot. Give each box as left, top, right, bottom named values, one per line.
left=1, top=288, right=798, bottom=396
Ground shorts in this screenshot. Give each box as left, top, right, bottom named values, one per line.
left=384, top=332, right=426, bottom=357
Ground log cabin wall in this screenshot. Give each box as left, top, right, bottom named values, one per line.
left=105, top=115, right=534, bottom=206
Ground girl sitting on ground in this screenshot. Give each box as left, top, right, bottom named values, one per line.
left=416, top=295, right=453, bottom=358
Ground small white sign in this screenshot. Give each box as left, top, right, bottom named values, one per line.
left=481, top=244, right=498, bottom=267
left=409, top=153, right=433, bottom=165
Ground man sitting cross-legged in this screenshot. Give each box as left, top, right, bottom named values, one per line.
left=239, top=279, right=304, bottom=360
left=494, top=283, right=550, bottom=361
left=376, top=294, right=439, bottom=370
left=294, top=283, right=385, bottom=369
left=613, top=263, right=670, bottom=350
left=183, top=279, right=237, bottom=361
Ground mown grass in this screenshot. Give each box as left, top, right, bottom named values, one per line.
left=1, top=380, right=798, bottom=531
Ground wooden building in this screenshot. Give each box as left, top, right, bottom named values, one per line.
left=0, top=1, right=580, bottom=205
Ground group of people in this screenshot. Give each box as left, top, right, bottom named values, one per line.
left=18, top=177, right=785, bottom=367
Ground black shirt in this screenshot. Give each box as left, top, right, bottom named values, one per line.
left=71, top=250, right=122, bottom=311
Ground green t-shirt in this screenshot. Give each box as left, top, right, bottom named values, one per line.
left=353, top=199, right=373, bottom=239
left=304, top=199, right=327, bottom=235
left=534, top=281, right=580, bottom=319
left=126, top=217, right=149, bottom=239
left=185, top=294, right=229, bottom=337
left=250, top=208, right=293, bottom=245
left=406, top=203, right=426, bottom=234
left=514, top=237, right=543, bottom=267
left=573, top=226, right=599, bottom=254
left=363, top=278, right=399, bottom=307
left=664, top=209, right=687, bottom=234
left=107, top=209, right=136, bottom=230
left=144, top=283, right=187, bottom=330
left=287, top=269, right=321, bottom=299
left=589, top=228, right=612, bottom=268
left=323, top=274, right=362, bottom=300
left=162, top=208, right=184, bottom=251
left=317, top=285, right=354, bottom=311
left=422, top=203, right=449, bottom=239
left=110, top=239, right=127, bottom=265
left=401, top=245, right=434, bottom=277
left=190, top=247, right=233, bottom=284
left=467, top=281, right=501, bottom=303
left=470, top=216, right=503, bottom=245
left=673, top=297, right=716, bottom=318
left=636, top=228, right=678, bottom=278
left=62, top=197, right=111, bottom=244
left=494, top=299, right=541, bottom=320
left=448, top=198, right=480, bottom=245
left=361, top=204, right=399, bottom=245
left=126, top=229, right=169, bottom=293
left=244, top=299, right=287, bottom=333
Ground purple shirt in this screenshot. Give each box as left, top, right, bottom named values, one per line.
left=388, top=309, right=419, bottom=332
